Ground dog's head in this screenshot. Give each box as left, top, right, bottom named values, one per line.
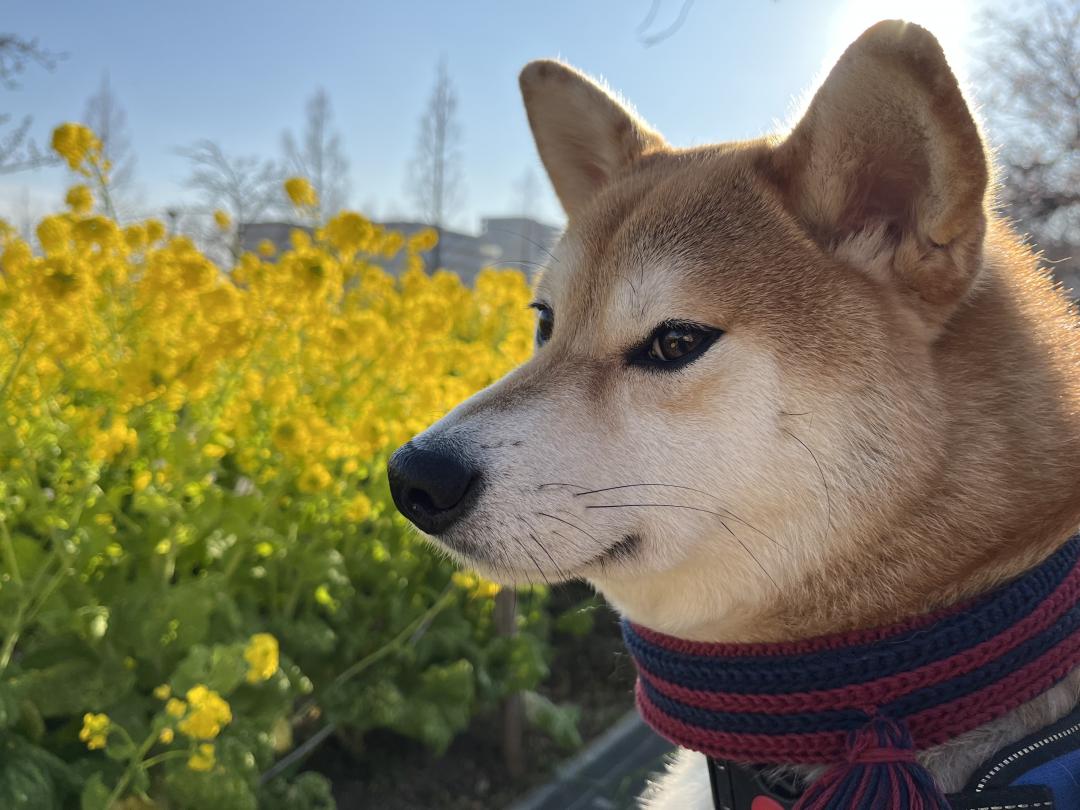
left=388, top=21, right=989, bottom=638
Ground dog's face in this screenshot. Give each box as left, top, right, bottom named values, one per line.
left=389, top=21, right=988, bottom=637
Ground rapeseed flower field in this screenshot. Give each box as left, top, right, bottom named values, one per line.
left=0, top=124, right=553, bottom=809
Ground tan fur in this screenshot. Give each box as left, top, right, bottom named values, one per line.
left=399, top=19, right=1080, bottom=805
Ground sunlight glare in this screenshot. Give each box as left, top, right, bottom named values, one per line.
left=827, top=0, right=974, bottom=81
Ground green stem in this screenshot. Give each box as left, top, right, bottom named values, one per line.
left=92, top=161, right=118, bottom=222
left=0, top=600, right=26, bottom=675
left=140, top=749, right=194, bottom=770
left=291, top=586, right=455, bottom=724
left=22, top=562, right=71, bottom=627
left=0, top=544, right=60, bottom=677
left=104, top=728, right=158, bottom=809
left=0, top=321, right=37, bottom=406
left=0, top=517, right=21, bottom=586
left=331, top=588, right=455, bottom=688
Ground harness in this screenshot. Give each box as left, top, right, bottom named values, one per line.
left=622, top=534, right=1080, bottom=809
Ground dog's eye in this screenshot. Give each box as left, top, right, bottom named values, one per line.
left=630, top=321, right=722, bottom=370
left=531, top=303, right=554, bottom=347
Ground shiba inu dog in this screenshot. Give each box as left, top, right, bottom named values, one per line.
left=388, top=20, right=1080, bottom=809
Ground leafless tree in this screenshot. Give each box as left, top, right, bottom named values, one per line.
left=979, top=0, right=1080, bottom=276
left=179, top=140, right=281, bottom=263
left=13, top=187, right=41, bottom=242
left=513, top=167, right=541, bottom=219
left=82, top=73, right=137, bottom=215
left=282, top=88, right=350, bottom=223
left=0, top=35, right=63, bottom=175
left=406, top=58, right=465, bottom=269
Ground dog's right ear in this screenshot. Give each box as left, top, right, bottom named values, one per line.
left=519, top=60, right=666, bottom=220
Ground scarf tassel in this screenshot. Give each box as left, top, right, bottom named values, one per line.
left=793, top=717, right=950, bottom=810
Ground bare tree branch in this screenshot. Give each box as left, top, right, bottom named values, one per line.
left=978, top=0, right=1080, bottom=258
left=82, top=73, right=138, bottom=217
left=282, top=88, right=351, bottom=223
left=179, top=140, right=282, bottom=263
left=406, top=57, right=465, bottom=268
left=0, top=35, right=64, bottom=175
left=0, top=35, right=61, bottom=89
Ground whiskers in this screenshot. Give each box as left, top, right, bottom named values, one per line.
left=571, top=483, right=784, bottom=552
left=514, top=514, right=566, bottom=583
left=781, top=428, right=832, bottom=550
left=533, top=479, right=787, bottom=591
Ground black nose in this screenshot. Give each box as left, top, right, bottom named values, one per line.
left=387, top=442, right=481, bottom=534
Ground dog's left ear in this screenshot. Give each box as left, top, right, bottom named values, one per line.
left=768, top=21, right=988, bottom=328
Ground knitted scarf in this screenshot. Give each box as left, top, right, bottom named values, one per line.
left=622, top=534, right=1080, bottom=809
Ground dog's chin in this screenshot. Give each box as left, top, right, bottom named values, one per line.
left=421, top=529, right=644, bottom=586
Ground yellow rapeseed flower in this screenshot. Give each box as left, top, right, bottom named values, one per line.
left=202, top=443, right=226, bottom=459
left=153, top=684, right=172, bottom=700
left=65, top=185, right=94, bottom=215
left=284, top=177, right=317, bottom=208
left=79, top=712, right=110, bottom=750
left=165, top=698, right=187, bottom=718
left=243, top=632, right=279, bottom=683
left=176, top=685, right=232, bottom=740
left=344, top=492, right=373, bottom=522
left=187, top=742, right=215, bottom=772
left=51, top=123, right=100, bottom=172
left=213, top=210, right=231, bottom=230
left=158, top=728, right=175, bottom=744
left=257, top=239, right=276, bottom=256
left=133, top=470, right=153, bottom=493
left=297, top=462, right=332, bottom=493
left=36, top=216, right=71, bottom=255
left=145, top=219, right=166, bottom=243
left=323, top=211, right=371, bottom=255
left=408, top=227, right=439, bottom=253
left=451, top=571, right=501, bottom=599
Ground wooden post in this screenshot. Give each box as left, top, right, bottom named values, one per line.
left=494, top=588, right=524, bottom=777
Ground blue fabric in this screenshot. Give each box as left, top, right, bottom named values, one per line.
left=1012, top=747, right=1080, bottom=806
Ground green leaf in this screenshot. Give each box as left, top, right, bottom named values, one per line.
left=0, top=734, right=67, bottom=810
left=12, top=653, right=135, bottom=718
left=170, top=642, right=247, bottom=696
left=386, top=659, right=475, bottom=753
left=258, top=772, right=336, bottom=810
left=0, top=681, right=21, bottom=728
left=523, top=690, right=582, bottom=750
left=0, top=756, right=56, bottom=809
left=554, top=601, right=596, bottom=637
left=104, top=729, right=135, bottom=762
left=79, top=773, right=110, bottom=810
left=162, top=758, right=257, bottom=810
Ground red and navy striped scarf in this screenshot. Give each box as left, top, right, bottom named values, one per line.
left=622, top=534, right=1080, bottom=809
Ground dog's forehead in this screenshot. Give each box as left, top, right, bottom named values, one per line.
left=535, top=149, right=785, bottom=341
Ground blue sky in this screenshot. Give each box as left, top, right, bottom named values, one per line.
left=4, top=0, right=996, bottom=232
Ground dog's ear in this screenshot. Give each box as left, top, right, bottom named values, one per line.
left=520, top=60, right=666, bottom=219
left=768, top=21, right=988, bottom=328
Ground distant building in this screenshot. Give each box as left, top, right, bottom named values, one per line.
left=238, top=221, right=313, bottom=254
left=238, top=216, right=562, bottom=286
left=378, top=221, right=502, bottom=284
